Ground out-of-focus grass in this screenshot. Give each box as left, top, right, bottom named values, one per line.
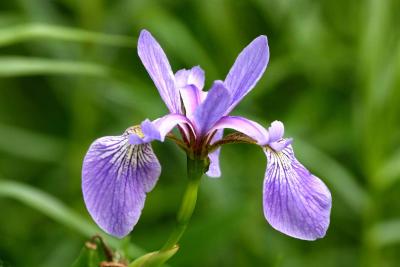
left=0, top=0, right=400, bottom=267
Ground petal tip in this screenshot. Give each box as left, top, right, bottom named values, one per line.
left=254, top=35, right=269, bottom=46
left=139, top=29, right=151, bottom=39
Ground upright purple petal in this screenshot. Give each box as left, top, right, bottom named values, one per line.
left=224, top=36, right=269, bottom=113
left=268, top=121, right=284, bottom=143
left=267, top=121, right=292, bottom=151
left=138, top=30, right=180, bottom=113
left=193, top=81, right=231, bottom=136
left=180, top=85, right=202, bottom=118
left=175, top=66, right=205, bottom=90
left=263, top=144, right=331, bottom=240
left=129, top=114, right=193, bottom=145
left=82, top=127, right=161, bottom=238
left=211, top=116, right=269, bottom=145
left=206, top=129, right=223, bottom=178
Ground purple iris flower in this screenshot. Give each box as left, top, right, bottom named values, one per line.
left=82, top=30, right=331, bottom=240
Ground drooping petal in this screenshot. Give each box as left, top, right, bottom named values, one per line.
left=224, top=35, right=269, bottom=113
left=193, top=81, right=231, bottom=136
left=138, top=30, right=181, bottom=113
left=175, top=66, right=205, bottom=90
left=82, top=127, right=161, bottom=238
left=211, top=116, right=269, bottom=145
left=206, top=129, right=223, bottom=178
left=129, top=114, right=193, bottom=145
left=263, top=144, right=331, bottom=240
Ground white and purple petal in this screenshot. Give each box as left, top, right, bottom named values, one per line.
left=263, top=144, right=331, bottom=240
left=224, top=35, right=269, bottom=113
left=129, top=114, right=194, bottom=145
left=206, top=129, right=223, bottom=178
left=175, top=66, right=205, bottom=90
left=138, top=30, right=181, bottom=113
left=180, top=85, right=203, bottom=119
left=82, top=127, right=161, bottom=238
left=269, top=138, right=293, bottom=152
left=211, top=116, right=269, bottom=145
left=193, top=81, right=231, bottom=136
left=268, top=121, right=284, bottom=143
left=267, top=121, right=292, bottom=151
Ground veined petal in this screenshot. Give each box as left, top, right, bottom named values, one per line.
left=193, top=81, right=231, bottom=136
left=129, top=114, right=193, bottom=144
left=138, top=30, right=181, bottom=113
left=206, top=129, right=223, bottom=178
left=263, top=144, right=331, bottom=240
left=175, top=66, right=205, bottom=90
left=211, top=116, right=269, bottom=145
left=224, top=35, right=269, bottom=113
left=82, top=127, right=161, bottom=238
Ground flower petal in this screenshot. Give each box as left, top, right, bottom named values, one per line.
left=193, top=81, right=231, bottom=136
left=175, top=66, right=205, bottom=90
left=82, top=128, right=161, bottom=238
left=263, top=144, right=331, bottom=240
left=206, top=129, right=223, bottom=178
left=129, top=114, right=193, bottom=144
left=180, top=85, right=202, bottom=119
left=138, top=30, right=180, bottom=113
left=268, top=120, right=284, bottom=143
left=211, top=116, right=269, bottom=145
left=224, top=35, right=269, bottom=113
left=269, top=138, right=293, bottom=152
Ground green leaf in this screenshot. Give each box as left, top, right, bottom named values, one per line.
left=71, top=242, right=101, bottom=267
left=0, top=179, right=145, bottom=258
left=368, top=219, right=400, bottom=247
left=0, top=24, right=136, bottom=48
left=0, top=56, right=112, bottom=77
left=128, top=246, right=179, bottom=267
left=0, top=179, right=98, bottom=236
left=0, top=123, right=64, bottom=162
left=374, top=148, right=400, bottom=190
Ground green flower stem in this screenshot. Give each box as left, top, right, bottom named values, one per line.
left=160, top=157, right=204, bottom=251
left=129, top=157, right=205, bottom=267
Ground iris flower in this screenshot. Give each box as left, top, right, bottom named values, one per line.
left=82, top=30, right=331, bottom=241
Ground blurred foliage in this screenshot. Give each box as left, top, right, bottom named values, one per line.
left=0, top=0, right=399, bottom=266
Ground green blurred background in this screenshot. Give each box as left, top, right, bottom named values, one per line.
left=1, top=0, right=400, bottom=266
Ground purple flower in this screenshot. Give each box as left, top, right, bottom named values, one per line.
left=82, top=29, right=331, bottom=240
left=263, top=121, right=331, bottom=240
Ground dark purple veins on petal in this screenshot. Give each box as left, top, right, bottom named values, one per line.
left=263, top=144, right=331, bottom=240
left=82, top=127, right=161, bottom=238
